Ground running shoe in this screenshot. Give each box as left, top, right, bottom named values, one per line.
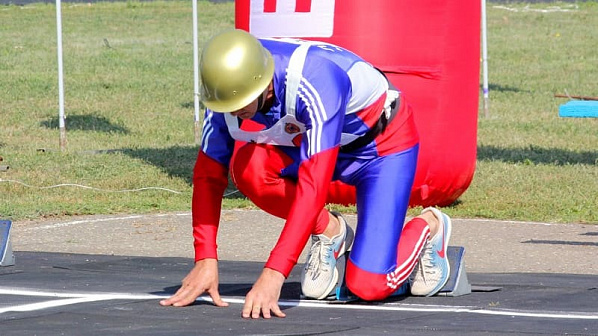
left=301, top=211, right=354, bottom=299
left=410, top=207, right=452, bottom=296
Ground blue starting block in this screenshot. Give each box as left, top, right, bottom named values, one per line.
left=1, top=220, right=15, bottom=267
left=314, top=245, right=472, bottom=302
left=559, top=100, right=598, bottom=118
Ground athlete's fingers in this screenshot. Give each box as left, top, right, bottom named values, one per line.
left=172, top=293, right=197, bottom=307
left=161, top=285, right=202, bottom=307
left=261, top=306, right=272, bottom=319
left=159, top=286, right=188, bottom=306
left=159, top=287, right=184, bottom=306
left=270, top=303, right=286, bottom=318
left=241, top=298, right=253, bottom=318
left=207, top=288, right=229, bottom=307
left=252, top=305, right=262, bottom=319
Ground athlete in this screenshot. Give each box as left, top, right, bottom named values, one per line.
left=160, top=29, right=453, bottom=319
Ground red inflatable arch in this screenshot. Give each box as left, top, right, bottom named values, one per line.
left=235, top=0, right=480, bottom=207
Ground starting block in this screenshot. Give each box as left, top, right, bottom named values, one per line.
left=1, top=220, right=15, bottom=267
left=436, top=246, right=471, bottom=297
left=308, top=245, right=472, bottom=302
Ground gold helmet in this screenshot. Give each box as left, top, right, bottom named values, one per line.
left=200, top=29, right=274, bottom=113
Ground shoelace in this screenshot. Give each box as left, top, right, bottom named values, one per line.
left=305, top=237, right=335, bottom=274
left=417, top=242, right=438, bottom=282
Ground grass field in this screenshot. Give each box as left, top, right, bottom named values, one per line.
left=1, top=1, right=596, bottom=223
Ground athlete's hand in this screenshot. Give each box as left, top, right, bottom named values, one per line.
left=160, top=258, right=229, bottom=308
left=242, top=268, right=286, bottom=319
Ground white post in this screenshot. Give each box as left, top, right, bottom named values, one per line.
left=56, top=0, right=66, bottom=150
left=481, top=0, right=490, bottom=118
left=192, top=0, right=201, bottom=145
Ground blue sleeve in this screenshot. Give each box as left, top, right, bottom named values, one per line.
left=200, top=109, right=235, bottom=166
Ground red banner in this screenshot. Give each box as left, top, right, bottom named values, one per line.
left=236, top=0, right=481, bottom=207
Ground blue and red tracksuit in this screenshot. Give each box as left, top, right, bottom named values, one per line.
left=192, top=38, right=429, bottom=300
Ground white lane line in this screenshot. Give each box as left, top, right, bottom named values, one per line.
left=0, top=288, right=166, bottom=313
left=280, top=301, right=598, bottom=320
left=0, top=287, right=166, bottom=299
left=1, top=287, right=598, bottom=320
left=20, top=213, right=191, bottom=232
left=17, top=210, right=568, bottom=233
left=0, top=297, right=112, bottom=314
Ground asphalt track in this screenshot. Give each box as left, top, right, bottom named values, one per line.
left=1, top=2, right=596, bottom=333
left=2, top=211, right=598, bottom=335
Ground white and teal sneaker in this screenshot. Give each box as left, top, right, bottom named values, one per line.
left=410, top=207, right=452, bottom=296
left=301, top=211, right=354, bottom=300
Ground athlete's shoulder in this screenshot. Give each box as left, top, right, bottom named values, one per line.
left=204, top=108, right=226, bottom=125
left=259, top=38, right=301, bottom=55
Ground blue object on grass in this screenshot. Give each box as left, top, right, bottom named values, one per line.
left=559, top=101, right=598, bottom=118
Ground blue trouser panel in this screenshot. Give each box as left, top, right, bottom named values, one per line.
left=337, top=145, right=419, bottom=274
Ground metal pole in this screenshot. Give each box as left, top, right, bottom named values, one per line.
left=56, top=0, right=67, bottom=150
left=192, top=0, right=201, bottom=145
left=481, top=0, right=489, bottom=118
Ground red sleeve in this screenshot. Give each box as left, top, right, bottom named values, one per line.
left=192, top=150, right=229, bottom=262
left=264, top=146, right=339, bottom=277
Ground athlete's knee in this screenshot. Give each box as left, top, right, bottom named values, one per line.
left=230, top=143, right=273, bottom=194
left=231, top=143, right=261, bottom=180
left=230, top=144, right=295, bottom=219
left=345, top=260, right=396, bottom=301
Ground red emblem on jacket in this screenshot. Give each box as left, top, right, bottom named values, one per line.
left=285, top=123, right=301, bottom=134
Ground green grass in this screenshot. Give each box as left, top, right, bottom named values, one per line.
left=1, top=1, right=596, bottom=223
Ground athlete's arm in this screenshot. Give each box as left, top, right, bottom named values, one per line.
left=161, top=111, right=234, bottom=308
left=192, top=110, right=236, bottom=261
left=192, top=150, right=229, bottom=261
left=243, top=125, right=342, bottom=319
left=265, top=60, right=351, bottom=277
left=265, top=146, right=340, bottom=277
